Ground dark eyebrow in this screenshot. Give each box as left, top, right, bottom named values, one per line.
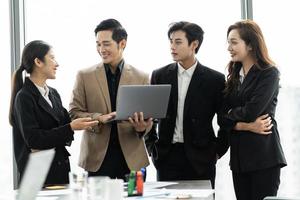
left=96, top=40, right=111, bottom=43
left=170, top=38, right=183, bottom=42
left=228, top=38, right=238, bottom=42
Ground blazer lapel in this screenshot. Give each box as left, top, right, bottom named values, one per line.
left=24, top=78, right=60, bottom=122
left=183, top=63, right=205, bottom=117
left=168, top=64, right=179, bottom=113
left=239, top=66, right=259, bottom=92
left=94, top=64, right=112, bottom=113
left=38, top=92, right=60, bottom=122
left=48, top=89, right=66, bottom=120
left=119, top=64, right=132, bottom=86
left=48, top=89, right=61, bottom=110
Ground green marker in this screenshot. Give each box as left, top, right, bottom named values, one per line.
left=127, top=170, right=136, bottom=196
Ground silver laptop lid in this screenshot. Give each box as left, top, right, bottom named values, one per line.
left=17, top=149, right=55, bottom=200
left=114, top=84, right=171, bottom=121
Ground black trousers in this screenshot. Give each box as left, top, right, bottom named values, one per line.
left=157, top=143, right=216, bottom=188
left=88, top=141, right=130, bottom=181
left=232, top=166, right=281, bottom=200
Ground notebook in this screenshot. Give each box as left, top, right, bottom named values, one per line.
left=108, top=84, right=171, bottom=122
left=17, top=149, right=55, bottom=200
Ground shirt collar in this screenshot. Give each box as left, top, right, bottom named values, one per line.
left=239, top=67, right=246, bottom=83
left=177, top=61, right=197, bottom=77
left=33, top=83, right=50, bottom=97
left=104, top=59, right=124, bottom=74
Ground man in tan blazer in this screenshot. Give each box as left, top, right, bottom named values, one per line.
left=69, top=19, right=152, bottom=179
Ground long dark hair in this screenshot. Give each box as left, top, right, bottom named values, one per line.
left=9, top=40, right=51, bottom=125
left=225, top=20, right=275, bottom=95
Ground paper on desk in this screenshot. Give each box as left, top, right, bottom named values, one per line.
left=144, top=181, right=178, bottom=189
left=36, top=197, right=59, bottom=200
left=124, top=189, right=214, bottom=199
left=158, top=189, right=214, bottom=199
left=0, top=193, right=15, bottom=200
left=0, top=192, right=53, bottom=200
left=124, top=188, right=170, bottom=199
left=0, top=195, right=58, bottom=200
left=37, top=188, right=72, bottom=196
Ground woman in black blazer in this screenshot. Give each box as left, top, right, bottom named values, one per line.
left=9, top=40, right=98, bottom=186
left=223, top=20, right=287, bottom=200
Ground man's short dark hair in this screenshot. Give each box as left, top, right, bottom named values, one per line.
left=168, top=21, right=204, bottom=53
left=94, top=18, right=127, bottom=43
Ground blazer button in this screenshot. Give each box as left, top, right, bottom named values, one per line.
left=57, top=161, right=61, bottom=165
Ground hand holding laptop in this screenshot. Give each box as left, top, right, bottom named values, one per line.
left=96, top=112, right=117, bottom=124
left=97, top=111, right=152, bottom=133
left=95, top=85, right=171, bottom=127
left=105, top=85, right=171, bottom=123
left=128, top=112, right=153, bottom=132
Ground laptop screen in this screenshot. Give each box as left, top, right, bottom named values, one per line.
left=17, top=149, right=55, bottom=200
left=113, top=84, right=171, bottom=121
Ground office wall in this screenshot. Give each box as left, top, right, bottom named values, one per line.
left=253, top=0, right=300, bottom=196
left=0, top=0, right=13, bottom=193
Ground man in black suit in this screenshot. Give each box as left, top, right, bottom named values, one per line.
left=146, top=21, right=228, bottom=188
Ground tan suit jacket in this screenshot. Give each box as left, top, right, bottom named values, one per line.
left=69, top=62, right=150, bottom=172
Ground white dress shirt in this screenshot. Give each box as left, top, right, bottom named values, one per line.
left=239, top=67, right=246, bottom=84
left=34, top=83, right=53, bottom=108
left=172, top=62, right=197, bottom=143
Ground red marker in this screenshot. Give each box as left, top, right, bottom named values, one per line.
left=136, top=171, right=144, bottom=195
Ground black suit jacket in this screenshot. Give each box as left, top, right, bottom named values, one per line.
left=146, top=62, right=228, bottom=174
left=222, top=66, right=287, bottom=172
left=12, top=78, right=74, bottom=185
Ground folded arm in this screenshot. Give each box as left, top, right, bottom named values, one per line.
left=234, top=114, right=273, bottom=135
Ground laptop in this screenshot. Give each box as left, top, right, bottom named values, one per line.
left=17, top=149, right=55, bottom=200
left=108, top=84, right=171, bottom=122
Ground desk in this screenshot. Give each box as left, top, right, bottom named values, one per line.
left=160, top=180, right=212, bottom=189
left=37, top=180, right=214, bottom=200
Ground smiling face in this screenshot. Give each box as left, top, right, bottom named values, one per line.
left=37, top=49, right=59, bottom=80
left=96, top=30, right=125, bottom=67
left=227, top=29, right=253, bottom=63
